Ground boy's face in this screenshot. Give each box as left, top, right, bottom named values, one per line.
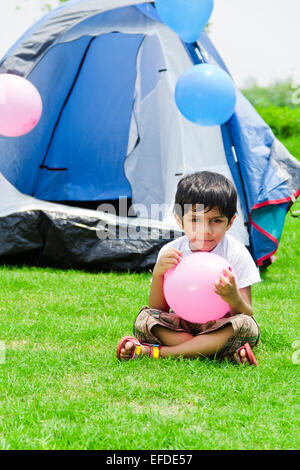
left=174, top=205, right=236, bottom=252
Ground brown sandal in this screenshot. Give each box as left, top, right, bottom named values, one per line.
left=116, top=336, right=161, bottom=361
left=234, top=342, right=258, bottom=366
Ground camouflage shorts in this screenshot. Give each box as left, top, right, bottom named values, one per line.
left=133, top=306, right=260, bottom=359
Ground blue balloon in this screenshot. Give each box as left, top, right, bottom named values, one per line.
left=175, top=64, right=237, bottom=126
left=155, top=0, right=214, bottom=43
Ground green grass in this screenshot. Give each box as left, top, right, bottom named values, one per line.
left=0, top=213, right=299, bottom=450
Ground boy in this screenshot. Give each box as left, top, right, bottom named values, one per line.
left=117, top=171, right=261, bottom=365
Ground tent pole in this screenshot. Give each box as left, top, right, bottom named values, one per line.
left=183, top=41, right=255, bottom=258
left=223, top=122, right=254, bottom=255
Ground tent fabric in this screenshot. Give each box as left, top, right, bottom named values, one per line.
left=227, top=95, right=300, bottom=264
left=0, top=172, right=180, bottom=270
left=34, top=32, right=143, bottom=201
left=0, top=0, right=299, bottom=270
left=0, top=0, right=145, bottom=76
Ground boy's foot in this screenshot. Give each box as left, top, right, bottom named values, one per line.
left=238, top=347, right=249, bottom=363
left=233, top=342, right=258, bottom=366
left=116, top=336, right=161, bottom=361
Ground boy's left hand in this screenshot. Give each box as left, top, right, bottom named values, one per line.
left=214, top=268, right=240, bottom=304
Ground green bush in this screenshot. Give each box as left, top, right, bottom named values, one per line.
left=242, top=78, right=299, bottom=108
left=255, top=105, right=300, bottom=139
left=279, top=136, right=300, bottom=161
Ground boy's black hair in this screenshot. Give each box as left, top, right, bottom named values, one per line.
left=174, top=171, right=237, bottom=221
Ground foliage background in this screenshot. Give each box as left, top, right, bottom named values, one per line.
left=242, top=79, right=300, bottom=160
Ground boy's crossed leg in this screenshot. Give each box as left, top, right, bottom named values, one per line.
left=119, top=325, right=251, bottom=364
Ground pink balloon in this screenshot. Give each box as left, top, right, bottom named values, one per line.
left=0, top=73, right=42, bottom=137
left=163, top=252, right=234, bottom=323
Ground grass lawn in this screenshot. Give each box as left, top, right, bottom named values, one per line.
left=0, top=211, right=299, bottom=450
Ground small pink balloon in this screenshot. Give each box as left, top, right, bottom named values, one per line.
left=164, top=252, right=234, bottom=323
left=0, top=73, right=42, bottom=137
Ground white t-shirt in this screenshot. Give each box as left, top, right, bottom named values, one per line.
left=157, top=233, right=261, bottom=289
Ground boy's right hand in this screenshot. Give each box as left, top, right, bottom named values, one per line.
left=153, top=249, right=183, bottom=277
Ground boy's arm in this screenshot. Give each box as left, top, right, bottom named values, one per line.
left=229, top=286, right=253, bottom=316
left=148, top=248, right=183, bottom=311
left=149, top=272, right=170, bottom=311
left=214, top=269, right=253, bottom=316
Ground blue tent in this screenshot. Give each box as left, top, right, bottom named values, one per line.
left=0, top=0, right=299, bottom=270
